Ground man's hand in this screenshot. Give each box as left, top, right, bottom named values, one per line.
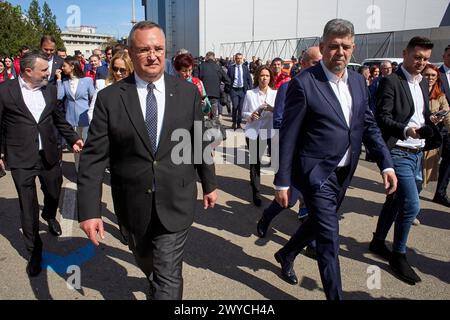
left=72, top=139, right=84, bottom=153
left=382, top=171, right=397, bottom=195
left=406, top=127, right=420, bottom=139
left=203, top=189, right=218, bottom=209
left=275, top=189, right=290, bottom=208
left=80, top=218, right=105, bottom=246
left=0, top=159, right=4, bottom=170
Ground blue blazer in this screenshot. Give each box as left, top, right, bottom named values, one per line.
left=57, top=77, right=95, bottom=127
left=274, top=63, right=393, bottom=193
left=439, top=65, right=450, bottom=103
left=273, top=81, right=289, bottom=129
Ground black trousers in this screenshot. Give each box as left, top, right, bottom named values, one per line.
left=10, top=152, right=62, bottom=256
left=128, top=196, right=189, bottom=300
left=436, top=133, right=450, bottom=197
left=246, top=137, right=271, bottom=195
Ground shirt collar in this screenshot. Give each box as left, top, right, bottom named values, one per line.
left=401, top=65, right=423, bottom=84
left=134, top=72, right=165, bottom=93
left=18, top=76, right=41, bottom=92
left=320, top=60, right=348, bottom=84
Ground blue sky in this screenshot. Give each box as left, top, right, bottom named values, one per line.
left=8, top=0, right=145, bottom=38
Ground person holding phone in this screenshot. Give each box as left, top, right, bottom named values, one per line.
left=421, top=64, right=450, bottom=193
left=242, top=65, right=277, bottom=206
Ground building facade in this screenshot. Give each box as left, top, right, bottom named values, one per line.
left=142, top=0, right=450, bottom=61
left=61, top=26, right=113, bottom=57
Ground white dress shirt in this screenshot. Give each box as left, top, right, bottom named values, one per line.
left=69, top=77, right=79, bottom=96
left=18, top=76, right=46, bottom=150
left=320, top=61, right=353, bottom=167
left=233, top=64, right=244, bottom=88
left=135, top=73, right=166, bottom=148
left=242, top=87, right=277, bottom=140
left=397, top=66, right=426, bottom=149
left=48, top=56, right=53, bottom=80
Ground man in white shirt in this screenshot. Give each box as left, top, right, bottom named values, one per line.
left=0, top=51, right=83, bottom=277
left=273, top=19, right=396, bottom=300
left=371, top=36, right=441, bottom=285
left=40, top=35, right=64, bottom=85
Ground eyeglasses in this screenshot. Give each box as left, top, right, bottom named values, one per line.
left=134, top=47, right=165, bottom=57
left=112, top=66, right=128, bottom=73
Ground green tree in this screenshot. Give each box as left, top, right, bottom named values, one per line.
left=42, top=1, right=63, bottom=48
left=0, top=2, right=32, bottom=57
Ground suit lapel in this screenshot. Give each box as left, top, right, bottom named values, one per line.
left=347, top=72, right=361, bottom=127
left=313, top=65, right=348, bottom=127
left=439, top=66, right=450, bottom=102
left=120, top=75, right=153, bottom=156
left=397, top=68, right=415, bottom=110
left=39, top=85, right=54, bottom=122
left=420, top=78, right=430, bottom=118
left=156, top=74, right=178, bottom=159
left=8, top=79, right=37, bottom=122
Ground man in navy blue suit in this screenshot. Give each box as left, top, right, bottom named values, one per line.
left=273, top=19, right=397, bottom=300
left=434, top=44, right=450, bottom=207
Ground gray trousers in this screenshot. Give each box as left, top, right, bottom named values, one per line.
left=128, top=197, right=189, bottom=300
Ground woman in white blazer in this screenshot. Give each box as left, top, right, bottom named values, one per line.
left=242, top=65, right=277, bottom=206
left=56, top=56, right=95, bottom=170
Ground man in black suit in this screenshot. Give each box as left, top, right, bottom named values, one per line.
left=77, top=21, right=218, bottom=300
left=0, top=51, right=83, bottom=277
left=40, top=35, right=64, bottom=85
left=370, top=37, right=442, bottom=285
left=434, top=45, right=450, bottom=207
left=227, top=53, right=252, bottom=130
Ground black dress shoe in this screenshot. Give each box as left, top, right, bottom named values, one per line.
left=231, top=123, right=237, bottom=130
left=47, top=218, right=62, bottom=236
left=253, top=193, right=262, bottom=207
left=369, top=237, right=392, bottom=260
left=389, top=252, right=421, bottom=285
left=26, top=251, right=42, bottom=277
left=256, top=216, right=270, bottom=238
left=432, top=194, right=450, bottom=207
left=274, top=250, right=298, bottom=285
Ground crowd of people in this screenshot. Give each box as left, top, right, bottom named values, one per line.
left=0, top=18, right=449, bottom=301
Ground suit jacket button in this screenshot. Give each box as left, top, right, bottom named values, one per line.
left=153, top=161, right=157, bottom=166
left=146, top=189, right=153, bottom=194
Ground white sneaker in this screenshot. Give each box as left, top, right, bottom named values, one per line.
left=412, top=218, right=420, bottom=226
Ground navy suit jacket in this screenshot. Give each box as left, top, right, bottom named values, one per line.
left=274, top=63, right=393, bottom=193
left=227, top=64, right=253, bottom=92
left=273, top=81, right=289, bottom=129
left=48, top=55, right=64, bottom=85
left=439, top=65, right=450, bottom=103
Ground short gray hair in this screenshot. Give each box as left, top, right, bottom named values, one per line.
left=380, top=60, right=392, bottom=68
left=128, top=21, right=165, bottom=48
left=20, top=51, right=48, bottom=73
left=322, top=19, right=354, bottom=41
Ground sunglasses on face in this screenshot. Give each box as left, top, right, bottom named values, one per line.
left=112, top=66, right=127, bottom=73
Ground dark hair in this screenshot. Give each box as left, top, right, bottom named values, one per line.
left=271, top=57, right=283, bottom=65
left=406, top=36, right=434, bottom=51
left=105, top=46, right=113, bottom=53
left=358, top=65, right=369, bottom=74
left=57, top=47, right=67, bottom=52
left=322, top=18, right=354, bottom=41
left=20, top=45, right=30, bottom=53
left=173, top=53, right=194, bottom=71
left=20, top=51, right=48, bottom=73
left=369, top=65, right=380, bottom=76
left=40, top=35, right=56, bottom=47
left=422, top=64, right=444, bottom=100
left=113, top=43, right=127, bottom=56
left=253, top=65, right=275, bottom=89
left=445, top=44, right=450, bottom=52
left=64, top=56, right=85, bottom=78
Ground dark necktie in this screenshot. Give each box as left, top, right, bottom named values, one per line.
left=146, top=83, right=158, bottom=154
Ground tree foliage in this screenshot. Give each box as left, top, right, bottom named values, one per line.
left=0, top=1, right=63, bottom=58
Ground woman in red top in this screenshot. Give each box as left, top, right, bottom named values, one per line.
left=173, top=53, right=211, bottom=114
left=4, top=57, right=17, bottom=80
left=0, top=60, right=6, bottom=83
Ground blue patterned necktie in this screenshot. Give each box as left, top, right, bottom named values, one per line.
left=237, top=65, right=242, bottom=87
left=146, top=83, right=158, bottom=154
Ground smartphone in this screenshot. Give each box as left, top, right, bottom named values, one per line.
left=433, top=110, right=450, bottom=117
